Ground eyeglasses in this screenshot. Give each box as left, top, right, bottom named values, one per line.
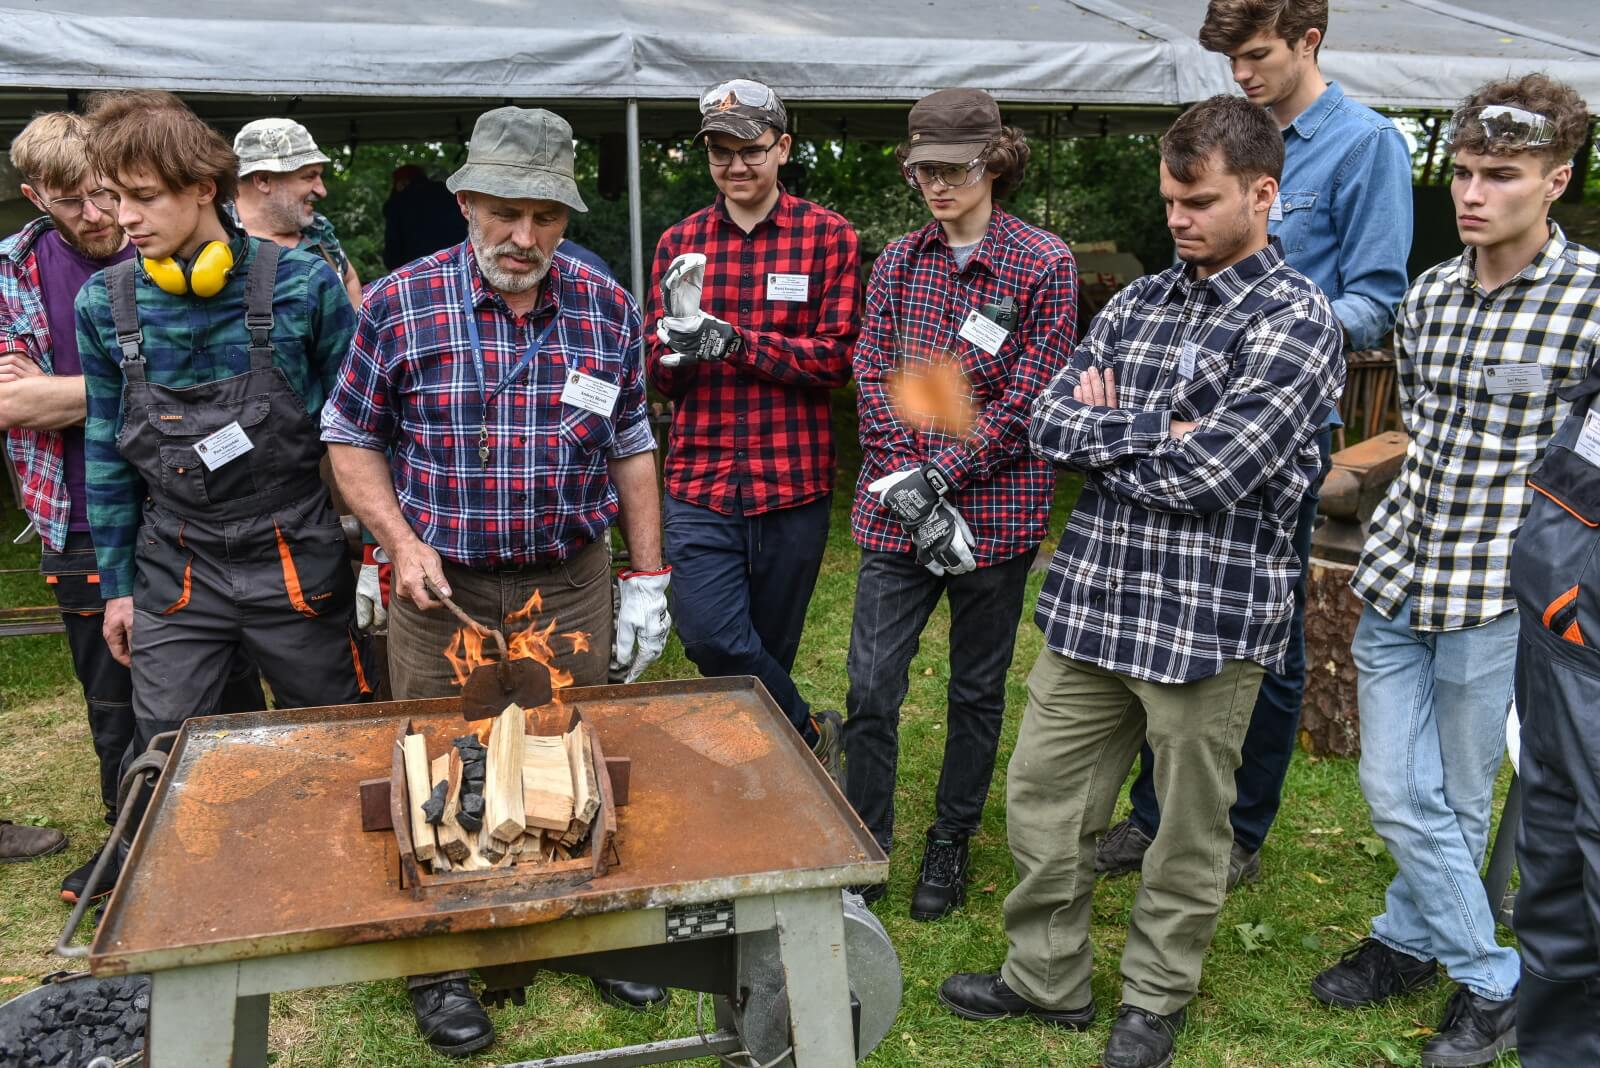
left=700, top=79, right=776, bottom=115
left=903, top=157, right=988, bottom=190
left=1446, top=104, right=1557, bottom=151
left=34, top=186, right=118, bottom=218
left=706, top=139, right=779, bottom=168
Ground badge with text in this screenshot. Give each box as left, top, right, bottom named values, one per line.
left=1484, top=363, right=1549, bottom=397
left=1575, top=409, right=1600, bottom=469
left=1177, top=340, right=1198, bottom=381
left=193, top=420, right=254, bottom=471
left=1268, top=195, right=1284, bottom=223
left=958, top=309, right=1008, bottom=356
left=561, top=370, right=621, bottom=417
left=766, top=273, right=809, bottom=302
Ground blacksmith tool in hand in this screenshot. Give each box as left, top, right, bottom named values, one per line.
left=424, top=578, right=553, bottom=720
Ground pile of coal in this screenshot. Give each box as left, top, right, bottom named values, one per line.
left=453, top=734, right=487, bottom=832
left=0, top=973, right=149, bottom=1067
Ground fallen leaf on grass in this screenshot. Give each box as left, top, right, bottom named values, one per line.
left=1358, top=836, right=1387, bottom=859
left=1403, top=1026, right=1437, bottom=1038
left=0, top=976, right=29, bottom=984
left=1300, top=934, right=1323, bottom=951
left=1235, top=922, right=1276, bottom=953
left=980, top=882, right=997, bottom=893
left=1307, top=826, right=1344, bottom=836
left=922, top=668, right=934, bottom=676
left=1303, top=871, right=1327, bottom=884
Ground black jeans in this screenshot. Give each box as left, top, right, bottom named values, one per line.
left=843, top=546, right=1035, bottom=852
left=664, top=493, right=831, bottom=740
left=43, top=532, right=267, bottom=824
left=1126, top=427, right=1331, bottom=852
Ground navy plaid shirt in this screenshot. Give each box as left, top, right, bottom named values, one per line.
left=851, top=210, right=1078, bottom=564
left=1030, top=240, right=1343, bottom=684
left=321, top=243, right=655, bottom=568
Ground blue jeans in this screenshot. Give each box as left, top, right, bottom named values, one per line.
left=1355, top=598, right=1521, bottom=1000
left=1127, top=427, right=1331, bottom=851
left=663, top=493, right=831, bottom=740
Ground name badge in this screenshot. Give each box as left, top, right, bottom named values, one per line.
left=1177, top=340, right=1198, bottom=381
left=1484, top=363, right=1548, bottom=397
left=958, top=309, right=1008, bottom=356
left=766, top=273, right=809, bottom=302
left=193, top=420, right=253, bottom=471
left=561, top=369, right=621, bottom=417
left=1575, top=409, right=1600, bottom=469
left=1268, top=195, right=1284, bottom=223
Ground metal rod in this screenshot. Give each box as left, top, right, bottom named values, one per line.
left=627, top=98, right=645, bottom=305
left=491, top=1030, right=744, bottom=1068
left=424, top=578, right=509, bottom=659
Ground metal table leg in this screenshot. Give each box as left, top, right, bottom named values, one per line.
left=147, top=960, right=269, bottom=1068
left=774, top=889, right=855, bottom=1067
left=1482, top=772, right=1523, bottom=927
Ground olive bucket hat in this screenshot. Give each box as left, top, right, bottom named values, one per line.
left=446, top=106, right=588, bottom=213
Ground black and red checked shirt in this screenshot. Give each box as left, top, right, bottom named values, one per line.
left=852, top=210, right=1078, bottom=564
left=646, top=189, right=861, bottom=515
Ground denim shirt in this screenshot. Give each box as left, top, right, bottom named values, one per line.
left=1272, top=82, right=1413, bottom=352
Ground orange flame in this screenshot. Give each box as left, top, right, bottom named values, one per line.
left=888, top=354, right=976, bottom=438
left=442, top=588, right=588, bottom=709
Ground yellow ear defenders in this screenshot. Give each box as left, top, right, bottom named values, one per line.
left=142, top=241, right=236, bottom=298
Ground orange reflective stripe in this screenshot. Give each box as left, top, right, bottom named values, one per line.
left=348, top=634, right=373, bottom=695
left=44, top=574, right=58, bottom=584
left=1532, top=483, right=1600, bottom=528
left=163, top=522, right=192, bottom=615
left=86, top=574, right=99, bottom=584
left=274, top=522, right=318, bottom=618
left=1562, top=620, right=1585, bottom=646
left=1544, top=585, right=1581, bottom=630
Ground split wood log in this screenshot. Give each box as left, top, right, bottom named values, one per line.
left=484, top=703, right=527, bottom=844
left=523, top=733, right=575, bottom=832
left=431, top=752, right=471, bottom=863
left=479, top=823, right=508, bottom=862
left=559, top=724, right=601, bottom=847
left=401, top=733, right=438, bottom=863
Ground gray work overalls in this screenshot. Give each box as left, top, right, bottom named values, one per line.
left=106, top=241, right=366, bottom=751
left=1507, top=361, right=1600, bottom=1067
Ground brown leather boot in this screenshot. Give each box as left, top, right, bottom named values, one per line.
left=0, top=820, right=67, bottom=862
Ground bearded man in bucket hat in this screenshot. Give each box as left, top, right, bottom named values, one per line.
left=323, top=105, right=672, bottom=1057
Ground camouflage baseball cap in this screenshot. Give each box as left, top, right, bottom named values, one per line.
left=234, top=118, right=331, bottom=176
left=695, top=79, right=788, bottom=144
left=446, top=106, right=587, bottom=213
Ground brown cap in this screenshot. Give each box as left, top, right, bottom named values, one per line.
left=695, top=79, right=788, bottom=144
left=905, top=88, right=1003, bottom=165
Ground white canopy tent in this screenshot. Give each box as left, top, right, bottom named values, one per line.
left=1, top=0, right=1594, bottom=294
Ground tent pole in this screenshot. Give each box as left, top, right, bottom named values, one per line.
left=627, top=98, right=645, bottom=304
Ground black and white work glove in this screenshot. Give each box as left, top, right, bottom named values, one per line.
left=910, top=501, right=977, bottom=577
left=868, top=465, right=975, bottom=577
left=657, top=312, right=741, bottom=366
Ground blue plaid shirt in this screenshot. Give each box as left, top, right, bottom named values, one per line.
left=321, top=243, right=654, bottom=569
left=1029, top=240, right=1343, bottom=684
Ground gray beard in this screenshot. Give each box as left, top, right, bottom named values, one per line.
left=468, top=222, right=551, bottom=293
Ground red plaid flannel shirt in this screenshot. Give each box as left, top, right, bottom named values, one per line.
left=646, top=190, right=860, bottom=515
left=852, top=210, right=1078, bottom=564
left=0, top=218, right=70, bottom=551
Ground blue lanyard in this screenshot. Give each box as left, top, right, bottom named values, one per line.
left=458, top=250, right=559, bottom=410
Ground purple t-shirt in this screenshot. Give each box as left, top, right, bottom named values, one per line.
left=33, top=229, right=135, bottom=532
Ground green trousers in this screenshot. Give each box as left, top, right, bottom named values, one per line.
left=1001, top=648, right=1264, bottom=1015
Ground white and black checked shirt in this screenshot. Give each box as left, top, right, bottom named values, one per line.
left=1030, top=240, right=1342, bottom=684
left=1352, top=223, right=1600, bottom=631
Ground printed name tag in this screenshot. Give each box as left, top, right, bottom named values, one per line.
left=1575, top=409, right=1600, bottom=468
left=1484, top=363, right=1548, bottom=397
left=766, top=273, right=809, bottom=302
left=958, top=310, right=1008, bottom=356
left=1268, top=195, right=1284, bottom=222
left=1177, top=340, right=1198, bottom=381
left=561, top=370, right=621, bottom=417
left=193, top=420, right=253, bottom=471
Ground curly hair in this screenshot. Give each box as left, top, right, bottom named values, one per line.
left=1199, top=0, right=1327, bottom=56
left=1449, top=74, right=1591, bottom=170
left=893, top=125, right=1031, bottom=201
left=83, top=90, right=239, bottom=204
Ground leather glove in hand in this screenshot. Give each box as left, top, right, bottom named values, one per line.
left=660, top=252, right=706, bottom=318
left=356, top=544, right=389, bottom=631
left=610, top=567, right=672, bottom=684
left=912, top=501, right=977, bottom=577
left=867, top=464, right=951, bottom=527
left=657, top=311, right=740, bottom=367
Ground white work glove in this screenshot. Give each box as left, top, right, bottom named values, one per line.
left=660, top=252, right=706, bottom=318
left=611, top=567, right=672, bottom=684
left=355, top=545, right=388, bottom=631
left=868, top=467, right=976, bottom=577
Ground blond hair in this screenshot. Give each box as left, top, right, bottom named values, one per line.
left=9, top=112, right=93, bottom=192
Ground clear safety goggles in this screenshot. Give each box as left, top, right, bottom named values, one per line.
left=701, top=79, right=776, bottom=115
left=1445, top=104, right=1557, bottom=150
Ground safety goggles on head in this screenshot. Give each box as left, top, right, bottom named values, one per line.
left=903, top=157, right=988, bottom=190
left=700, top=79, right=778, bottom=115
left=34, top=185, right=118, bottom=218
left=1445, top=104, right=1557, bottom=151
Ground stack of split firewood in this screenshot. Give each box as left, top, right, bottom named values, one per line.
left=401, top=703, right=602, bottom=873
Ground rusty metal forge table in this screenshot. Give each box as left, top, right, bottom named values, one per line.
left=89, top=678, right=887, bottom=1067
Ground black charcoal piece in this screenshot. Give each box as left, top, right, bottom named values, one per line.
left=456, top=809, right=483, bottom=832
left=421, top=780, right=448, bottom=825
left=460, top=792, right=485, bottom=816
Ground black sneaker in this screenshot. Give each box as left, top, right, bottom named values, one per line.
left=937, top=971, right=1095, bottom=1029
left=810, top=709, right=844, bottom=790
left=1311, top=938, right=1438, bottom=1008
left=1421, top=987, right=1516, bottom=1067
left=910, top=833, right=969, bottom=921
left=61, top=836, right=121, bottom=904
left=1227, top=841, right=1261, bottom=890
left=1103, top=1004, right=1186, bottom=1068
left=1095, top=818, right=1152, bottom=878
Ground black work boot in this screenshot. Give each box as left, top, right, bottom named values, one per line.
left=1312, top=938, right=1438, bottom=1008
left=1095, top=818, right=1152, bottom=878
left=938, top=972, right=1095, bottom=1028
left=909, top=832, right=969, bottom=921
left=1420, top=987, right=1516, bottom=1067
left=409, top=977, right=494, bottom=1057
left=1103, top=1004, right=1186, bottom=1068
left=591, top=976, right=669, bottom=1010
left=60, top=833, right=121, bottom=904
left=1227, top=841, right=1261, bottom=890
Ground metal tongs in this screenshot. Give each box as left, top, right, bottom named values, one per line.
left=425, top=578, right=552, bottom=720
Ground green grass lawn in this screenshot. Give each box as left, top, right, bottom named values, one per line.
left=0, top=413, right=1519, bottom=1067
